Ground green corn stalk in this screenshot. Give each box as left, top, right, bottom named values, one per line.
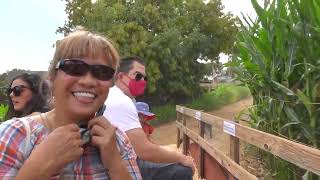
left=228, top=0, right=320, bottom=179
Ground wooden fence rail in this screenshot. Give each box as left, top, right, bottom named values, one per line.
left=176, top=105, right=320, bottom=179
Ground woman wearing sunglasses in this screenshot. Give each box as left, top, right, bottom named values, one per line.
left=5, top=73, right=50, bottom=120
left=0, top=30, right=141, bottom=179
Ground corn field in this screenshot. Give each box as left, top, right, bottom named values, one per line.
left=228, top=0, right=320, bottom=179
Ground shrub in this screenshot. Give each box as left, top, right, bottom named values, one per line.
left=0, top=104, right=8, bottom=122
left=151, top=84, right=250, bottom=125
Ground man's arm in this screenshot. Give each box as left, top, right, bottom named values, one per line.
left=126, top=128, right=194, bottom=170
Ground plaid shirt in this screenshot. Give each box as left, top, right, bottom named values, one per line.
left=0, top=117, right=142, bottom=179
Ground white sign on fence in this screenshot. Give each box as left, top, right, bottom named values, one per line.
left=195, top=111, right=201, bottom=120
left=223, top=121, right=236, bottom=136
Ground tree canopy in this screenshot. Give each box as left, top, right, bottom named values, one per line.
left=58, top=0, right=238, bottom=103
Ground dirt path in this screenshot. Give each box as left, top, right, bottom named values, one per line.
left=151, top=97, right=253, bottom=146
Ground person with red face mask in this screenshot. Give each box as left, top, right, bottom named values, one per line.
left=103, top=56, right=194, bottom=180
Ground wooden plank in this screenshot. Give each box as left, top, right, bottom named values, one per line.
left=204, top=124, right=213, bottom=138
left=176, top=105, right=320, bottom=175
left=182, top=114, right=188, bottom=155
left=177, top=128, right=181, bottom=148
left=199, top=121, right=205, bottom=179
left=176, top=112, right=182, bottom=148
left=229, top=136, right=240, bottom=180
left=183, top=135, right=190, bottom=155
left=176, top=121, right=257, bottom=180
left=189, top=143, right=229, bottom=180
left=230, top=118, right=240, bottom=167
left=176, top=105, right=225, bottom=130
left=235, top=124, right=320, bottom=175
left=230, top=136, right=240, bottom=164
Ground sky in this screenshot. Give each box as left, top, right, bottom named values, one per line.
left=220, top=0, right=258, bottom=64
left=0, top=0, right=258, bottom=74
left=0, top=0, right=67, bottom=74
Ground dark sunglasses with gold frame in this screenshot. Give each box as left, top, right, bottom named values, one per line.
left=55, top=59, right=115, bottom=81
left=7, top=85, right=30, bottom=97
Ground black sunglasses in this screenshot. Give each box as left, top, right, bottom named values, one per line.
left=135, top=73, right=147, bottom=81
left=56, top=59, right=115, bottom=81
left=7, top=85, right=29, bottom=97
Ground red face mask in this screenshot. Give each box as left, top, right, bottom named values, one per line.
left=128, top=79, right=146, bottom=97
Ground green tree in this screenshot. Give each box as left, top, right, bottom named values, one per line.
left=0, top=76, right=8, bottom=103
left=58, top=0, right=237, bottom=103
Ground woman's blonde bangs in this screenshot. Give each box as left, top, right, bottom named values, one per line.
left=49, top=31, right=119, bottom=77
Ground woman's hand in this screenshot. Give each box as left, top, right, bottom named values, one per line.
left=88, top=117, right=119, bottom=168
left=23, top=124, right=84, bottom=177
left=179, top=155, right=195, bottom=174
left=88, top=117, right=131, bottom=180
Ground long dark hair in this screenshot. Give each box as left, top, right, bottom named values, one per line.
left=4, top=73, right=50, bottom=119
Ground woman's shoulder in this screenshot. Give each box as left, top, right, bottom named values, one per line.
left=0, top=116, right=47, bottom=169
left=0, top=116, right=46, bottom=140
left=0, top=117, right=27, bottom=132
left=115, top=128, right=137, bottom=156
left=115, top=128, right=129, bottom=142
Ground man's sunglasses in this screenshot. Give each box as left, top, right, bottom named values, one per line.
left=55, top=59, right=115, bottom=81
left=7, top=85, right=29, bottom=97
left=135, top=73, right=147, bottom=81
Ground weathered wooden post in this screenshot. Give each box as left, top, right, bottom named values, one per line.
left=176, top=111, right=182, bottom=148
left=199, top=121, right=205, bottom=179
left=182, top=114, right=189, bottom=155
